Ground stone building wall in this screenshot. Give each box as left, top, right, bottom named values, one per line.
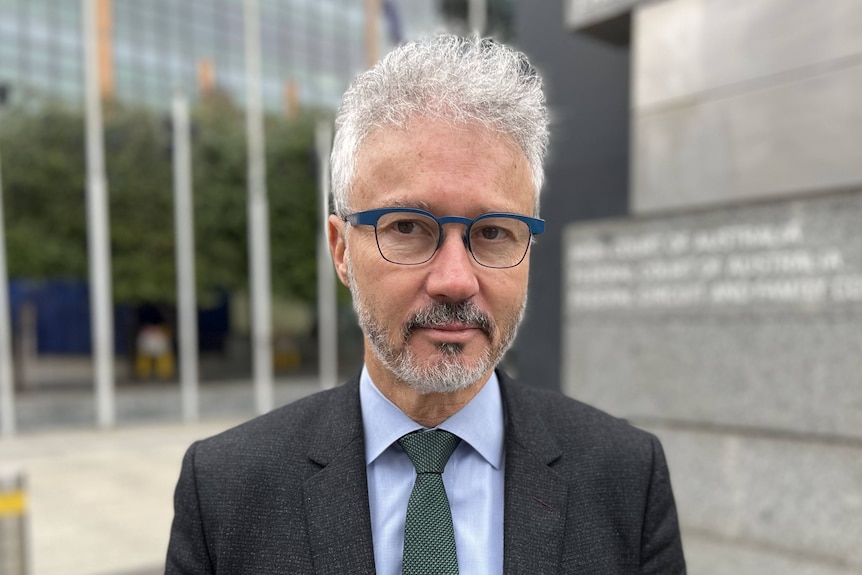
left=561, top=0, right=862, bottom=572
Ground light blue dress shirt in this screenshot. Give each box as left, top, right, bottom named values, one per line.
left=360, top=366, right=505, bottom=575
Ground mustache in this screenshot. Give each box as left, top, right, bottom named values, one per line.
left=403, top=301, right=494, bottom=341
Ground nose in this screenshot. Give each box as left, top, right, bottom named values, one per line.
left=424, top=225, right=480, bottom=302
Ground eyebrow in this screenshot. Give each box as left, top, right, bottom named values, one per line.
left=381, top=198, right=432, bottom=211
left=379, top=197, right=523, bottom=216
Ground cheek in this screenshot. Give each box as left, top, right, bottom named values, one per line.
left=350, top=247, right=418, bottom=315
left=351, top=234, right=381, bottom=261
left=347, top=235, right=385, bottom=284
left=483, top=268, right=529, bottom=309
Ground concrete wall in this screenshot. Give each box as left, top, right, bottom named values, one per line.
left=562, top=0, right=862, bottom=572
left=563, top=190, right=862, bottom=572
left=632, top=0, right=862, bottom=213
left=566, top=0, right=645, bottom=28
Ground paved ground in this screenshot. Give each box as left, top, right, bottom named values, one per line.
left=0, top=377, right=321, bottom=575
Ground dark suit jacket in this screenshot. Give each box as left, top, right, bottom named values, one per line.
left=166, top=372, right=686, bottom=574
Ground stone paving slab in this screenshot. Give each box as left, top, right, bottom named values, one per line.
left=0, top=376, right=324, bottom=575
left=1, top=419, right=247, bottom=575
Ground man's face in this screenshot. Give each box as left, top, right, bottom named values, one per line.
left=329, top=117, right=535, bottom=394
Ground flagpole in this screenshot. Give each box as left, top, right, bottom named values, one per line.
left=244, top=0, right=274, bottom=415
left=0, top=99, right=15, bottom=436
left=172, top=93, right=200, bottom=421
left=83, top=0, right=116, bottom=428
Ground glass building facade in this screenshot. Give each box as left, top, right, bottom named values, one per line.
left=0, top=0, right=84, bottom=106
left=0, top=0, right=440, bottom=113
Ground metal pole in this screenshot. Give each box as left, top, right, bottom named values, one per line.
left=172, top=93, right=199, bottom=422
left=82, top=0, right=115, bottom=428
left=469, top=0, right=487, bottom=36
left=244, top=0, right=273, bottom=415
left=315, top=122, right=337, bottom=390
left=365, top=0, right=380, bottom=68
left=0, top=111, right=15, bottom=437
left=0, top=467, right=28, bottom=574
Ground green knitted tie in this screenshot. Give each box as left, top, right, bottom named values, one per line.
left=398, top=429, right=461, bottom=575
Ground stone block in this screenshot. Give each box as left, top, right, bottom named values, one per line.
left=639, top=427, right=862, bottom=572
left=632, top=62, right=862, bottom=212
left=634, top=0, right=862, bottom=110
left=563, top=190, right=862, bottom=439
left=682, top=531, right=861, bottom=575
left=565, top=321, right=862, bottom=439
left=566, top=0, right=645, bottom=30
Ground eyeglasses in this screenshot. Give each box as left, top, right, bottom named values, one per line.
left=342, top=207, right=545, bottom=268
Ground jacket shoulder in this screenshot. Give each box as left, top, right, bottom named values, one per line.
left=501, top=375, right=660, bottom=459
left=189, top=379, right=361, bottom=469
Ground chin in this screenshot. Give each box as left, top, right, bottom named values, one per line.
left=390, top=345, right=495, bottom=396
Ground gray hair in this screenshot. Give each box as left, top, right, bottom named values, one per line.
left=330, top=34, right=549, bottom=217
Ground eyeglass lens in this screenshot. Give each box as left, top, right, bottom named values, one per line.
left=374, top=211, right=532, bottom=268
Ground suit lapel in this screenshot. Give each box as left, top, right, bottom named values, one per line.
left=501, top=376, right=568, bottom=574
left=300, top=374, right=571, bottom=573
left=303, top=378, right=377, bottom=575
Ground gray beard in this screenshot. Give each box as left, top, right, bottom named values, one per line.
left=346, top=254, right=525, bottom=395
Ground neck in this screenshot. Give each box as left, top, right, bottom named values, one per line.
left=366, top=359, right=492, bottom=428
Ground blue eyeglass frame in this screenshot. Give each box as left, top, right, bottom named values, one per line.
left=342, top=207, right=545, bottom=267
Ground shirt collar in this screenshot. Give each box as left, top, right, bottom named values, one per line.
left=360, top=366, right=505, bottom=470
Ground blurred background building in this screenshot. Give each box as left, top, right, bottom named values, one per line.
left=515, top=0, right=862, bottom=573
left=0, top=0, right=444, bottom=397
left=0, top=0, right=514, bottom=399
left=0, top=0, right=440, bottom=112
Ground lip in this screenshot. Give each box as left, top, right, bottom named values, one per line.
left=415, top=324, right=484, bottom=343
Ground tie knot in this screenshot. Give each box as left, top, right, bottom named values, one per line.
left=398, top=430, right=461, bottom=474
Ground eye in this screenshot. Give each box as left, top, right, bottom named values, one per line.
left=377, top=214, right=437, bottom=238
left=480, top=227, right=502, bottom=240
left=396, top=220, right=418, bottom=234
left=472, top=224, right=511, bottom=242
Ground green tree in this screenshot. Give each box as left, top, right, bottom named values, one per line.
left=1, top=105, right=88, bottom=279
left=267, top=112, right=320, bottom=303
left=190, top=94, right=249, bottom=304
left=104, top=102, right=175, bottom=303
left=0, top=96, right=323, bottom=307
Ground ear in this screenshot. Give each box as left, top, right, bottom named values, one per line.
left=328, top=214, right=350, bottom=287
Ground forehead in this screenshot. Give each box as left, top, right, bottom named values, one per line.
left=351, top=117, right=533, bottom=214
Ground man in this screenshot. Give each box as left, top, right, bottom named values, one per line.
left=166, top=35, right=685, bottom=574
